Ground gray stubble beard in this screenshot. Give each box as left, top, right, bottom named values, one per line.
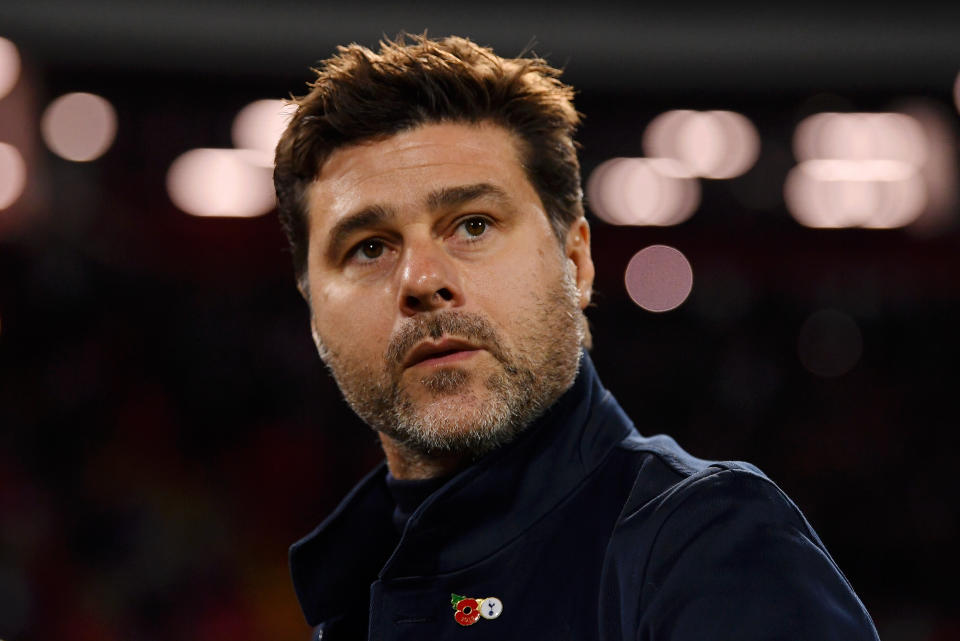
left=314, top=270, right=584, bottom=460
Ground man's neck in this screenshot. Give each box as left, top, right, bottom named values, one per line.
left=378, top=434, right=469, bottom=480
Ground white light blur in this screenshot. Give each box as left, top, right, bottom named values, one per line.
left=231, top=99, right=296, bottom=166
left=624, top=244, right=694, bottom=313
left=785, top=159, right=927, bottom=228
left=166, top=148, right=276, bottom=218
left=788, top=111, right=933, bottom=229
left=586, top=157, right=699, bottom=226
left=0, top=142, right=27, bottom=210
left=798, top=309, right=862, bottom=378
left=642, top=109, right=760, bottom=179
left=0, top=37, right=21, bottom=101
left=793, top=112, right=927, bottom=166
left=41, top=92, right=117, bottom=162
left=797, top=159, right=916, bottom=182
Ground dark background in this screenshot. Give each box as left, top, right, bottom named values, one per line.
left=1, top=2, right=959, bottom=640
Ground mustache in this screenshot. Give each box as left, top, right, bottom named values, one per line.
left=386, top=311, right=506, bottom=367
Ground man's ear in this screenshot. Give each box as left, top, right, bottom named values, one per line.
left=298, top=276, right=328, bottom=359
left=564, top=217, right=594, bottom=310
left=296, top=274, right=310, bottom=303
left=307, top=313, right=333, bottom=363
left=309, top=318, right=321, bottom=350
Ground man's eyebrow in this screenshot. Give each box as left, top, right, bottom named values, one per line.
left=425, top=183, right=511, bottom=211
left=323, top=183, right=508, bottom=262
left=325, top=204, right=397, bottom=261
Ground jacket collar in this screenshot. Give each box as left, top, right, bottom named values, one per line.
left=289, top=352, right=635, bottom=625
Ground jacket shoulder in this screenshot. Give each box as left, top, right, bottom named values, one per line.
left=613, top=431, right=765, bottom=514
left=600, top=436, right=879, bottom=641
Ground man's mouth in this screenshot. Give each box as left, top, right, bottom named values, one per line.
left=403, top=337, right=482, bottom=369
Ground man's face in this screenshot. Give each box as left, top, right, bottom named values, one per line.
left=302, top=121, right=594, bottom=460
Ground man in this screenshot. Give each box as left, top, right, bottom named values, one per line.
left=273, top=33, right=880, bottom=640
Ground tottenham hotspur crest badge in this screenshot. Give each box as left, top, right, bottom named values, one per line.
left=451, top=593, right=503, bottom=626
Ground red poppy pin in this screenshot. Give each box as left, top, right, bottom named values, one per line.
left=451, top=593, right=503, bottom=626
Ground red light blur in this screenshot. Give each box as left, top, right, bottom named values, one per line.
left=624, top=245, right=694, bottom=313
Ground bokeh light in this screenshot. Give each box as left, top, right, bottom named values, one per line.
left=0, top=142, right=27, bottom=210
left=166, top=148, right=276, bottom=218
left=41, top=92, right=117, bottom=162
left=0, top=37, right=21, bottom=101
left=787, top=111, right=931, bottom=229
left=785, top=159, right=926, bottom=228
left=793, top=112, right=927, bottom=165
left=624, top=245, right=694, bottom=312
left=798, top=309, right=863, bottom=378
left=586, top=157, right=700, bottom=226
left=642, top=109, right=760, bottom=179
left=230, top=99, right=296, bottom=166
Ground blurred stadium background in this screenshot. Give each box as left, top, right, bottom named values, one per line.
left=1, top=2, right=959, bottom=639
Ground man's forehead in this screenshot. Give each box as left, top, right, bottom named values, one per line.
left=317, top=122, right=522, bottom=184
left=306, top=122, right=531, bottom=226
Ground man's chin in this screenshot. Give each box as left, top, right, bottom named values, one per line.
left=404, top=389, right=487, bottom=426
left=385, top=388, right=519, bottom=457
left=415, top=366, right=472, bottom=395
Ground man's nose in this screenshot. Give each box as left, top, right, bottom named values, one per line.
left=397, top=239, right=464, bottom=316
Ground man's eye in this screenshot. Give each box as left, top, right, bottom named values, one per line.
left=460, top=217, right=488, bottom=237
left=354, top=239, right=385, bottom=261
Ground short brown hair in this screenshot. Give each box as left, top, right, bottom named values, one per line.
left=273, top=33, right=584, bottom=286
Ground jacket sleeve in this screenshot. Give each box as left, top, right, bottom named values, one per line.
left=601, top=467, right=880, bottom=641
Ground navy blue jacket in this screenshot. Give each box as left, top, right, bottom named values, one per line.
left=290, top=355, right=880, bottom=640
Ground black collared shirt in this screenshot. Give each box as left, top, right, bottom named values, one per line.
left=384, top=472, right=452, bottom=535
